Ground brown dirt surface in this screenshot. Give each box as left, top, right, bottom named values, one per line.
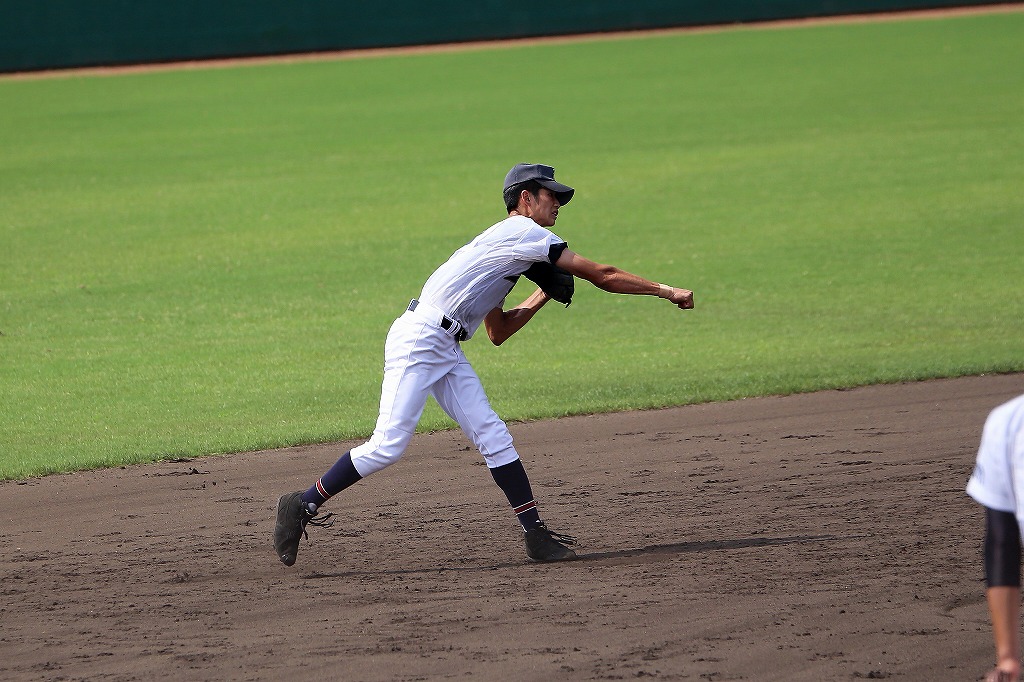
left=3, top=372, right=1023, bottom=680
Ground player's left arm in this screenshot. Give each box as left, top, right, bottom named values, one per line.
left=987, top=585, right=1021, bottom=682
left=484, top=288, right=550, bottom=346
left=554, top=248, right=694, bottom=310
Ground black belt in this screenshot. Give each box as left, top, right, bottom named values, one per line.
left=408, top=299, right=468, bottom=341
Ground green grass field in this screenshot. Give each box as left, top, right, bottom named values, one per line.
left=1, top=11, right=1022, bottom=480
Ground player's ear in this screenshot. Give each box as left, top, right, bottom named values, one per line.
left=518, top=189, right=533, bottom=211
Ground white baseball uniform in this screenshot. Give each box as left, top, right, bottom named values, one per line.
left=348, top=215, right=567, bottom=477
left=967, top=394, right=1024, bottom=531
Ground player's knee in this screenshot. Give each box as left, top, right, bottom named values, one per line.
left=482, top=445, right=519, bottom=469
left=468, top=418, right=513, bottom=453
left=350, top=443, right=405, bottom=476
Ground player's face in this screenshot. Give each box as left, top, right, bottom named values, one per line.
left=527, top=188, right=560, bottom=227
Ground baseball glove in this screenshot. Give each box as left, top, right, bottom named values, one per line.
left=523, top=261, right=574, bottom=307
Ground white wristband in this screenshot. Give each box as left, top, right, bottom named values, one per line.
left=658, top=283, right=674, bottom=299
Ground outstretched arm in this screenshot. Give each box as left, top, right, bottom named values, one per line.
left=483, top=288, right=551, bottom=346
left=554, top=248, right=694, bottom=309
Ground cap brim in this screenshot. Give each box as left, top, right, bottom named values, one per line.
left=537, top=179, right=574, bottom=205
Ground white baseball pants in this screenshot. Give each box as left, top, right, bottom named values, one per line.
left=348, top=308, right=520, bottom=476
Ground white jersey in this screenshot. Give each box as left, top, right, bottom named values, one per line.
left=418, top=215, right=567, bottom=340
left=966, top=394, right=1024, bottom=531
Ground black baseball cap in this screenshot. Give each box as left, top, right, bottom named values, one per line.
left=503, top=163, right=575, bottom=205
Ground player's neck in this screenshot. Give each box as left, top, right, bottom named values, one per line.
left=508, top=210, right=539, bottom=225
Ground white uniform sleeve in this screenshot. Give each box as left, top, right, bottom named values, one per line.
left=967, top=403, right=1017, bottom=513
left=516, top=223, right=566, bottom=264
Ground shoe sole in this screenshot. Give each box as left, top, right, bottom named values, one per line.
left=527, top=547, right=578, bottom=562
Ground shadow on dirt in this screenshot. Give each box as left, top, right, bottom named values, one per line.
left=299, top=534, right=845, bottom=579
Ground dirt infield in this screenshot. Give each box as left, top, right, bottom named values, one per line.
left=2, top=373, right=1022, bottom=680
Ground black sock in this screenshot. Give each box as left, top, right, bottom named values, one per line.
left=490, top=459, right=542, bottom=530
left=302, top=451, right=362, bottom=509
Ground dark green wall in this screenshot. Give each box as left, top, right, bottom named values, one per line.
left=0, top=0, right=1013, bottom=73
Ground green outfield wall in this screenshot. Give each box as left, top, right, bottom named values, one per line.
left=0, top=0, right=1015, bottom=73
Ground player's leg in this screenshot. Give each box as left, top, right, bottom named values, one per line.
left=430, top=349, right=577, bottom=561
left=292, top=377, right=430, bottom=519
left=302, top=350, right=433, bottom=509
left=322, top=319, right=461, bottom=489
left=274, top=319, right=456, bottom=566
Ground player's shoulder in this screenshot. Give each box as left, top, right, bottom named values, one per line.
left=503, top=214, right=538, bottom=229
left=485, top=214, right=527, bottom=231
left=985, top=393, right=1024, bottom=430
left=487, top=215, right=553, bottom=238
left=994, top=393, right=1024, bottom=414
left=995, top=391, right=1024, bottom=411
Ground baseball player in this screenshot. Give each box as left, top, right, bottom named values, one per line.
left=967, top=393, right=1024, bottom=682
left=273, top=163, right=694, bottom=567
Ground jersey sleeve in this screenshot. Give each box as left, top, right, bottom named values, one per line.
left=548, top=241, right=568, bottom=263
left=517, top=223, right=567, bottom=264
left=967, top=407, right=1017, bottom=513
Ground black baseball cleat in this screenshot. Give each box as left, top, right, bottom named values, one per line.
left=524, top=523, right=579, bottom=562
left=273, top=491, right=334, bottom=567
